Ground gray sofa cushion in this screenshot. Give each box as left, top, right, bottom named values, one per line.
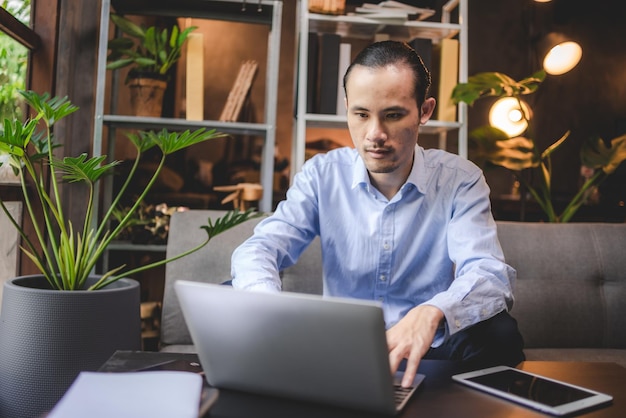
left=160, top=211, right=626, bottom=368
left=161, top=211, right=263, bottom=347
left=161, top=210, right=323, bottom=349
left=497, top=222, right=626, bottom=350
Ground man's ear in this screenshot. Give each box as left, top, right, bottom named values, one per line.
left=420, top=97, right=436, bottom=124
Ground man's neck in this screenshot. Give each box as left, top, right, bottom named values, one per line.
left=368, top=168, right=412, bottom=200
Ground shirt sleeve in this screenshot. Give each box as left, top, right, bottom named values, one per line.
left=421, top=169, right=516, bottom=345
left=230, top=161, right=320, bottom=292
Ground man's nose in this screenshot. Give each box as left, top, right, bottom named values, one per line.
left=366, top=118, right=387, bottom=142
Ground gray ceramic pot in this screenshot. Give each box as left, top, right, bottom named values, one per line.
left=0, top=275, right=141, bottom=418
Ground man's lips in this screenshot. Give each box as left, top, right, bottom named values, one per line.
left=365, top=148, right=391, bottom=158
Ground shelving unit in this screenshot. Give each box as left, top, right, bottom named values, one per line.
left=292, top=0, right=468, bottom=176
left=93, top=0, right=283, bottom=214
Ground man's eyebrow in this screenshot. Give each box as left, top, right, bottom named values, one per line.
left=382, top=106, right=409, bottom=113
left=347, top=105, right=370, bottom=113
left=348, top=105, right=408, bottom=112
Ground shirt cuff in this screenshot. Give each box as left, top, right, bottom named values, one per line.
left=232, top=278, right=281, bottom=293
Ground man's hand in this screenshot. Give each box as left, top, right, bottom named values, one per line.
left=386, top=305, right=444, bottom=387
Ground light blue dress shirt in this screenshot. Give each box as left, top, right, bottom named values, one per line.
left=231, top=145, right=515, bottom=347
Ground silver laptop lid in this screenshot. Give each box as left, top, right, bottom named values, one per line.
left=174, top=281, right=404, bottom=414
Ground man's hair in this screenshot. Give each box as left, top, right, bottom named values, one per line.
left=343, top=40, right=432, bottom=107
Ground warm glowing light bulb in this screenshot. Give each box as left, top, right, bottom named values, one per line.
left=508, top=109, right=523, bottom=123
left=489, top=98, right=531, bottom=137
left=543, top=41, right=583, bottom=75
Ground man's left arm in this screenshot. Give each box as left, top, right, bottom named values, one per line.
left=425, top=168, right=516, bottom=341
left=387, top=168, right=515, bottom=386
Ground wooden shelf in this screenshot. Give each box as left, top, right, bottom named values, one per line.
left=102, top=115, right=271, bottom=137
left=293, top=0, right=469, bottom=176
left=111, top=0, right=278, bottom=25
left=302, top=113, right=461, bottom=134
left=107, top=241, right=167, bottom=253
left=307, top=13, right=460, bottom=41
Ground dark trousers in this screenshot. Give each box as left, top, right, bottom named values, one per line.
left=421, top=310, right=525, bottom=369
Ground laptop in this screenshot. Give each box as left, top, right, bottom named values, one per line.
left=174, top=280, right=424, bottom=415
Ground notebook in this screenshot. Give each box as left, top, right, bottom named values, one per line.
left=174, top=280, right=424, bottom=415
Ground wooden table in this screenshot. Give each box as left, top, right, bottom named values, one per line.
left=100, top=352, right=623, bottom=417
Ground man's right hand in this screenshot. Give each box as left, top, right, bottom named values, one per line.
left=386, top=305, right=444, bottom=387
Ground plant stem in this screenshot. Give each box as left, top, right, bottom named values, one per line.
left=84, top=153, right=167, bottom=280
left=559, top=170, right=606, bottom=223
left=513, top=172, right=553, bottom=221
left=94, top=152, right=142, bottom=242
left=89, top=234, right=211, bottom=290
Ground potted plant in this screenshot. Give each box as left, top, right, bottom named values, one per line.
left=0, top=90, right=259, bottom=418
left=106, top=14, right=197, bottom=116
left=452, top=70, right=626, bottom=222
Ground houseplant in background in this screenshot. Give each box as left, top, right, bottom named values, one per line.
left=0, top=90, right=258, bottom=418
left=452, top=70, right=626, bottom=222
left=106, top=13, right=197, bottom=117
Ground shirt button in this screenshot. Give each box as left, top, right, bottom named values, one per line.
left=455, top=320, right=461, bottom=328
left=380, top=275, right=386, bottom=281
left=383, top=243, right=390, bottom=250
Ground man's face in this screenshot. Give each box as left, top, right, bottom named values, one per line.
left=345, top=64, right=435, bottom=185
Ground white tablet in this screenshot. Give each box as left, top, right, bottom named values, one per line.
left=452, top=365, right=613, bottom=416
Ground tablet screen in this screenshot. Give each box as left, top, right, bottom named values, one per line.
left=465, top=369, right=594, bottom=406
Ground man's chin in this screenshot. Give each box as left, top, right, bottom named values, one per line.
left=364, top=162, right=398, bottom=174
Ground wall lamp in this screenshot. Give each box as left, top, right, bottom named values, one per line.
left=489, top=97, right=531, bottom=137
left=530, top=0, right=583, bottom=75
left=539, top=32, right=583, bottom=75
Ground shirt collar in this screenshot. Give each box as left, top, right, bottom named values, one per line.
left=408, top=145, right=427, bottom=195
left=351, top=151, right=369, bottom=189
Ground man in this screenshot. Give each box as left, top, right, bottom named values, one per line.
left=231, top=41, right=524, bottom=387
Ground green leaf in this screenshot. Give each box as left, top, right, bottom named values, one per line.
left=0, top=118, right=37, bottom=153
left=134, top=57, right=157, bottom=67
left=541, top=131, right=571, bottom=160
left=107, top=37, right=135, bottom=51
left=488, top=137, right=538, bottom=171
left=451, top=70, right=546, bottom=105
left=145, top=128, right=230, bottom=155
left=169, top=25, right=179, bottom=48
left=125, top=131, right=158, bottom=153
left=107, top=17, right=197, bottom=75
left=201, top=209, right=263, bottom=240
left=53, top=154, right=120, bottom=184
left=160, top=27, right=168, bottom=49
left=143, top=26, right=157, bottom=56
left=106, top=58, right=136, bottom=70
left=110, top=14, right=146, bottom=39
left=19, top=90, right=79, bottom=125
left=178, top=27, right=197, bottom=48
left=469, top=126, right=538, bottom=171
left=581, top=134, right=626, bottom=174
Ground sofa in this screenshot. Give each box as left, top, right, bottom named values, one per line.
left=160, top=210, right=626, bottom=367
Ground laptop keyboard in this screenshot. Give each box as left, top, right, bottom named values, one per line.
left=393, top=384, right=417, bottom=410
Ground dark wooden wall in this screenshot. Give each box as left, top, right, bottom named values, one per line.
left=468, top=0, right=626, bottom=219
left=31, top=0, right=626, bottom=233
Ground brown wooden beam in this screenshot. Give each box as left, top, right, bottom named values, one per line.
left=0, top=7, right=41, bottom=50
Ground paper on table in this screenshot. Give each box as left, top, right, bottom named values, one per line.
left=47, top=371, right=203, bottom=418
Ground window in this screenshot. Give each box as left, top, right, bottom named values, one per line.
left=0, top=0, right=35, bottom=121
